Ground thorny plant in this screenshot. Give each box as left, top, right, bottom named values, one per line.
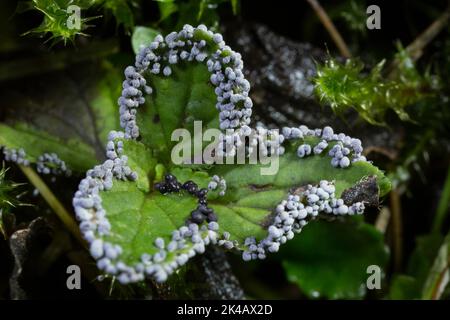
left=0, top=165, right=29, bottom=239
left=19, top=0, right=135, bottom=44
left=19, top=0, right=239, bottom=45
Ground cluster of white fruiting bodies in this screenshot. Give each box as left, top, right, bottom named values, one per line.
left=282, top=125, right=366, bottom=168
left=70, top=25, right=371, bottom=284
left=73, top=131, right=233, bottom=283
left=2, top=147, right=29, bottom=166
left=2, top=147, right=71, bottom=176
left=214, top=126, right=285, bottom=159
left=119, top=24, right=252, bottom=140
left=73, top=127, right=235, bottom=283
left=242, top=180, right=365, bottom=261
left=213, top=124, right=367, bottom=166
left=1, top=24, right=367, bottom=173
left=208, top=175, right=227, bottom=196
left=36, top=153, right=71, bottom=176
left=75, top=138, right=364, bottom=283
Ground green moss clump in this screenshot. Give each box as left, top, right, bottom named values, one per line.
left=314, top=45, right=436, bottom=125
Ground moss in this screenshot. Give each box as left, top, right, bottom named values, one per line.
left=314, top=45, right=436, bottom=125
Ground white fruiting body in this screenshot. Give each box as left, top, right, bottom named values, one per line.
left=2, top=147, right=30, bottom=166
left=37, top=152, right=71, bottom=176
left=2, top=147, right=71, bottom=176
left=119, top=24, right=253, bottom=140
left=208, top=175, right=227, bottom=196
left=72, top=129, right=236, bottom=284
left=282, top=125, right=367, bottom=167
left=241, top=180, right=365, bottom=261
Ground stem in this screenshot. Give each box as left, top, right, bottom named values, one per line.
left=390, top=189, right=403, bottom=271
left=429, top=264, right=449, bottom=300
left=388, top=4, right=450, bottom=75
left=432, top=165, right=450, bottom=233
left=364, top=146, right=397, bottom=161
left=18, top=165, right=85, bottom=245
left=306, top=0, right=351, bottom=58
left=405, top=5, right=450, bottom=62
left=421, top=232, right=450, bottom=300
left=375, top=206, right=390, bottom=234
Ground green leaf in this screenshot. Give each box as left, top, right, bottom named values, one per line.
left=432, top=165, right=450, bottom=233
left=280, top=220, right=388, bottom=299
left=207, top=141, right=390, bottom=264
left=104, top=0, right=135, bottom=31
left=0, top=61, right=121, bottom=173
left=131, top=26, right=160, bottom=55
left=116, top=140, right=158, bottom=192
left=422, top=232, right=450, bottom=299
left=92, top=135, right=390, bottom=279
left=102, top=182, right=199, bottom=264
left=208, top=144, right=390, bottom=245
left=389, top=275, right=419, bottom=300
left=75, top=26, right=391, bottom=283
left=0, top=209, right=16, bottom=240
left=97, top=140, right=213, bottom=267
left=173, top=0, right=220, bottom=30
left=231, top=0, right=239, bottom=14
left=157, top=0, right=178, bottom=22
left=0, top=123, right=97, bottom=173
left=137, top=63, right=219, bottom=162
left=389, top=234, right=443, bottom=299
left=407, top=234, right=443, bottom=283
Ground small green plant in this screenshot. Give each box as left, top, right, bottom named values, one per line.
left=19, top=0, right=239, bottom=45
left=0, top=165, right=28, bottom=239
left=314, top=45, right=436, bottom=125
left=19, top=0, right=136, bottom=44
